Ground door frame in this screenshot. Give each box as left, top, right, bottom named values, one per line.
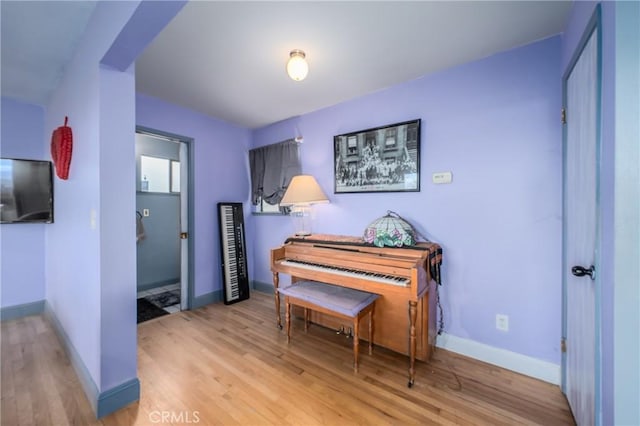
left=136, top=125, right=195, bottom=310
left=561, top=4, right=602, bottom=423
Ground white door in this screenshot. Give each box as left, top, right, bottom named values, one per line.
left=563, top=26, right=600, bottom=426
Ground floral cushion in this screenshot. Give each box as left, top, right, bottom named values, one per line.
left=363, top=211, right=416, bottom=248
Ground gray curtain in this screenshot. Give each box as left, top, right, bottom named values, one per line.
left=249, top=139, right=301, bottom=207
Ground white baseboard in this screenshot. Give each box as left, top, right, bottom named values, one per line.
left=436, top=333, right=561, bottom=385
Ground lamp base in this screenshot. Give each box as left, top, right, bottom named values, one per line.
left=290, top=206, right=313, bottom=236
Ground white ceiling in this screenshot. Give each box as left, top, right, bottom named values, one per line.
left=0, top=1, right=97, bottom=105
left=2, top=1, right=572, bottom=130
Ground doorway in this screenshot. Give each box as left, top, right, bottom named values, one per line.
left=135, top=127, right=193, bottom=323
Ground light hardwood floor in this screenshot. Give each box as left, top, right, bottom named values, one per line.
left=1, top=291, right=574, bottom=425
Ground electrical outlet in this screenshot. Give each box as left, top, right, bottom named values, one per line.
left=143, top=209, right=150, bottom=217
left=496, top=314, right=509, bottom=332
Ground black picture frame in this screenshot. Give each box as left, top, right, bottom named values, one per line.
left=334, top=119, right=421, bottom=194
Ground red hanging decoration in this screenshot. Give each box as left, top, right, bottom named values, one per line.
left=51, top=116, right=73, bottom=180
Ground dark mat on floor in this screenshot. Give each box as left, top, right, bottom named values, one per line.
left=137, top=298, right=169, bottom=324
left=146, top=290, right=180, bottom=308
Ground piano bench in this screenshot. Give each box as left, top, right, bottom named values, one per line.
left=278, top=280, right=379, bottom=373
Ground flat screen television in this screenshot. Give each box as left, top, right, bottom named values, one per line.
left=0, top=158, right=54, bottom=224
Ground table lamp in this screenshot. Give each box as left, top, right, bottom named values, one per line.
left=279, top=175, right=329, bottom=236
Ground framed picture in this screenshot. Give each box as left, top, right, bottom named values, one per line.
left=334, top=119, right=421, bottom=194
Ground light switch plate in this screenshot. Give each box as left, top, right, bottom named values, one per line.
left=90, top=208, right=97, bottom=230
left=432, top=171, right=452, bottom=184
left=143, top=209, right=150, bottom=217
left=496, top=314, right=509, bottom=332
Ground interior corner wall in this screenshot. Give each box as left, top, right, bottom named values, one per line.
left=42, top=0, right=188, bottom=416
left=135, top=94, right=252, bottom=301
left=44, top=0, right=141, bottom=400
left=0, top=98, right=46, bottom=309
left=251, top=36, right=563, bottom=367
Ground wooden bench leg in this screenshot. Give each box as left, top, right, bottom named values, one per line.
left=285, top=297, right=291, bottom=343
left=279, top=286, right=377, bottom=376
left=273, top=272, right=282, bottom=329
left=353, top=317, right=360, bottom=373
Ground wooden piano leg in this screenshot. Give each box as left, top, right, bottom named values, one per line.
left=368, top=305, right=374, bottom=356
left=273, top=272, right=282, bottom=329
left=408, top=300, right=417, bottom=388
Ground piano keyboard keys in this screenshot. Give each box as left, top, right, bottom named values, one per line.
left=218, top=203, right=250, bottom=304
left=279, top=259, right=409, bottom=286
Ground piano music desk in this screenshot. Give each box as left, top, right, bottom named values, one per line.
left=278, top=280, right=379, bottom=373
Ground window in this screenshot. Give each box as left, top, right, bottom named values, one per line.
left=171, top=161, right=180, bottom=193
left=140, top=155, right=180, bottom=193
left=249, top=139, right=301, bottom=213
left=405, top=122, right=419, bottom=150
left=385, top=128, right=397, bottom=148
left=347, top=136, right=358, bottom=155
left=258, top=199, right=281, bottom=213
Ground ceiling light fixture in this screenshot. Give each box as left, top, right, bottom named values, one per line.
left=286, top=49, right=309, bottom=82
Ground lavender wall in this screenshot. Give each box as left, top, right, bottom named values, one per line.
left=44, top=0, right=141, bottom=394
left=136, top=94, right=252, bottom=299
left=43, top=2, right=183, bottom=412
left=0, top=98, right=46, bottom=308
left=614, top=3, right=640, bottom=424
left=97, top=62, right=138, bottom=392
left=251, top=36, right=563, bottom=364
left=561, top=2, right=616, bottom=424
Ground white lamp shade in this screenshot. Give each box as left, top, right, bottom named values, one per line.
left=280, top=175, right=329, bottom=206
left=286, top=50, right=309, bottom=81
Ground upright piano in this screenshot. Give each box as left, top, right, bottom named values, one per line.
left=270, top=234, right=442, bottom=386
